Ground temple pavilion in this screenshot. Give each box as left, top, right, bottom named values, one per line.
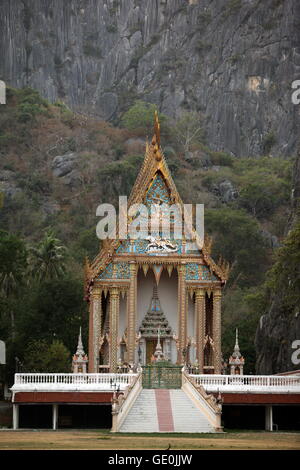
left=84, top=114, right=229, bottom=374
left=10, top=116, right=300, bottom=432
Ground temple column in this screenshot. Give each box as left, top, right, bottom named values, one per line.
left=127, top=261, right=137, bottom=364
left=109, top=288, right=119, bottom=373
left=88, top=287, right=102, bottom=373
left=93, top=287, right=102, bottom=373
left=177, top=263, right=187, bottom=364
left=212, top=288, right=222, bottom=374
left=195, top=288, right=205, bottom=372
left=88, top=295, right=94, bottom=373
left=52, top=404, right=58, bottom=430
left=265, top=405, right=273, bottom=431
left=13, top=404, right=19, bottom=430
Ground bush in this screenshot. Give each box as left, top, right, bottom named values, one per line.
left=121, top=100, right=166, bottom=135
left=206, top=208, right=268, bottom=287
left=16, top=87, right=49, bottom=122
left=23, top=339, right=70, bottom=373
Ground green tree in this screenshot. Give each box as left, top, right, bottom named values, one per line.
left=100, top=154, right=144, bottom=199
left=18, top=278, right=87, bottom=355
left=222, top=287, right=266, bottom=373
left=206, top=208, right=268, bottom=287
left=121, top=100, right=166, bottom=135
left=0, top=231, right=27, bottom=340
left=23, top=339, right=70, bottom=372
left=266, top=220, right=300, bottom=310
left=29, top=231, right=67, bottom=282
left=238, top=177, right=289, bottom=218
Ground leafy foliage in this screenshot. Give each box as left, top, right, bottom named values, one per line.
left=0, top=87, right=295, bottom=376
left=265, top=220, right=300, bottom=312
left=121, top=100, right=166, bottom=135
left=28, top=231, right=67, bottom=282
left=23, top=339, right=70, bottom=373
left=0, top=231, right=27, bottom=297
left=206, top=208, right=268, bottom=287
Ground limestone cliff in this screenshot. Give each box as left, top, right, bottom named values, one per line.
left=255, top=150, right=300, bottom=374
left=1, top=0, right=299, bottom=157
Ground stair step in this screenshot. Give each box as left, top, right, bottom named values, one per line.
left=118, top=388, right=216, bottom=433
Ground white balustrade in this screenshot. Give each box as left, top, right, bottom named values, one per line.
left=189, top=374, right=300, bottom=393
left=12, top=373, right=137, bottom=392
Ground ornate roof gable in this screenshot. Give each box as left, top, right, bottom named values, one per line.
left=87, top=113, right=229, bottom=283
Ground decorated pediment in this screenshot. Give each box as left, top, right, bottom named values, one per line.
left=87, top=113, right=229, bottom=284
left=145, top=172, right=172, bottom=206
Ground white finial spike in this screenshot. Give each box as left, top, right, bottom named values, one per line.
left=232, top=328, right=241, bottom=358
left=235, top=328, right=239, bottom=348
left=76, top=326, right=85, bottom=357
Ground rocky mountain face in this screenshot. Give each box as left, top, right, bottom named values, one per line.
left=1, top=0, right=300, bottom=375
left=255, top=151, right=300, bottom=374
left=255, top=294, right=300, bottom=374
left=1, top=0, right=299, bottom=157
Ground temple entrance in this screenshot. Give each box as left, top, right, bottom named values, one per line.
left=146, top=339, right=157, bottom=365
left=142, top=366, right=182, bottom=389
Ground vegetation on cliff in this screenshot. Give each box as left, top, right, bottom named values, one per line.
left=0, top=88, right=295, bottom=376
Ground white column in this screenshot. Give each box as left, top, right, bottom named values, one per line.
left=52, top=404, right=58, bottom=430
left=265, top=405, right=273, bottom=431
left=13, top=404, right=19, bottom=430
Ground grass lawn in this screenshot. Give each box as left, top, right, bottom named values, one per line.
left=0, top=429, right=299, bottom=450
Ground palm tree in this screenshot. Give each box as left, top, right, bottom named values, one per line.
left=29, top=231, right=67, bottom=282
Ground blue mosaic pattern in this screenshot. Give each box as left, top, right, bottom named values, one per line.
left=116, top=240, right=131, bottom=253
left=97, top=262, right=113, bottom=280
left=133, top=239, right=149, bottom=254
left=185, top=263, right=219, bottom=281
left=145, top=173, right=171, bottom=206
left=115, top=262, right=130, bottom=279
left=185, top=262, right=199, bottom=280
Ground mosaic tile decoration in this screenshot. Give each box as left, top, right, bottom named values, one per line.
left=185, top=262, right=219, bottom=281
left=116, top=240, right=131, bottom=253
left=97, top=262, right=113, bottom=280
left=145, top=172, right=171, bottom=206
left=115, top=262, right=130, bottom=279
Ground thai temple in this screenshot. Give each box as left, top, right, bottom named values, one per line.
left=84, top=112, right=229, bottom=375
left=10, top=116, right=300, bottom=432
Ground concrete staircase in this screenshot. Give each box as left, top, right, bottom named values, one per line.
left=119, top=388, right=215, bottom=433
left=170, top=389, right=215, bottom=433
left=119, top=389, right=159, bottom=432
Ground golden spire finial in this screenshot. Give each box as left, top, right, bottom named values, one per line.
left=154, top=110, right=160, bottom=148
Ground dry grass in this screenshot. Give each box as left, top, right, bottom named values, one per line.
left=0, top=430, right=299, bottom=450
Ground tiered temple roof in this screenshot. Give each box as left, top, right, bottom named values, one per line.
left=139, top=284, right=172, bottom=338
left=84, top=112, right=230, bottom=297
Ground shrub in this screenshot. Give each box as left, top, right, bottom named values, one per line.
left=121, top=100, right=166, bottom=135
